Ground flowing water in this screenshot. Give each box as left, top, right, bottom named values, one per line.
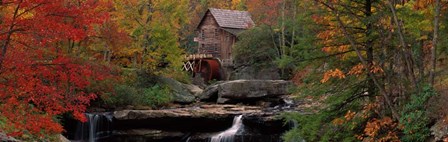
left=73, top=113, right=113, bottom=142
left=210, top=115, right=244, bottom=142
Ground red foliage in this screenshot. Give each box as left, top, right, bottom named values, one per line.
left=0, top=0, right=113, bottom=137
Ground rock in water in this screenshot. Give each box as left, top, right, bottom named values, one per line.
left=210, top=115, right=244, bottom=142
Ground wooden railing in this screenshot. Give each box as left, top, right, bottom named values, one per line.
left=184, top=54, right=213, bottom=60
left=184, top=54, right=234, bottom=67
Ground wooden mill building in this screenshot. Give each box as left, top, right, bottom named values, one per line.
left=195, top=8, right=255, bottom=66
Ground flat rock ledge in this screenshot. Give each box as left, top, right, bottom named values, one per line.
left=113, top=104, right=263, bottom=120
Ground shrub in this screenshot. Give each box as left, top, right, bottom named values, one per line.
left=99, top=69, right=175, bottom=108
left=140, top=85, right=172, bottom=107
left=101, top=84, right=172, bottom=108
left=101, top=84, right=140, bottom=106
left=399, top=86, right=436, bottom=142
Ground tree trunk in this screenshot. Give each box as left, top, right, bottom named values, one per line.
left=133, top=52, right=138, bottom=68
left=365, top=0, right=375, bottom=98
left=141, top=0, right=153, bottom=68
left=281, top=0, right=286, bottom=56
left=318, top=1, right=400, bottom=120
left=430, top=0, right=440, bottom=86
left=387, top=0, right=418, bottom=89
left=0, top=1, right=21, bottom=70
left=290, top=0, right=297, bottom=56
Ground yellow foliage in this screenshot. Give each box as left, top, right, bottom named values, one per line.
left=413, top=0, right=435, bottom=10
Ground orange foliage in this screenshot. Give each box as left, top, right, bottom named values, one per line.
left=348, top=63, right=365, bottom=76
left=321, top=68, right=346, bottom=83
left=332, top=110, right=356, bottom=125
left=360, top=117, right=400, bottom=142
left=413, top=0, right=435, bottom=10
left=370, top=63, right=384, bottom=74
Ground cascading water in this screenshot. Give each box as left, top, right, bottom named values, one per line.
left=210, top=115, right=244, bottom=142
left=87, top=114, right=100, bottom=142
left=73, top=112, right=113, bottom=142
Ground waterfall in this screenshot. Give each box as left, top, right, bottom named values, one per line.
left=210, top=115, right=244, bottom=142
left=87, top=113, right=100, bottom=142
left=186, top=137, right=191, bottom=142
left=73, top=112, right=113, bottom=142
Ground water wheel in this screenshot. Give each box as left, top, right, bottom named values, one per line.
left=194, top=59, right=222, bottom=82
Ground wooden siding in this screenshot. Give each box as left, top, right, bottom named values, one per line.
left=197, top=11, right=237, bottom=61
left=197, top=12, right=220, bottom=58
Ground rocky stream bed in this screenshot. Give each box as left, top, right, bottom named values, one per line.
left=62, top=79, right=301, bottom=142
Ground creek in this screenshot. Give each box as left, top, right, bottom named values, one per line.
left=63, top=80, right=297, bottom=142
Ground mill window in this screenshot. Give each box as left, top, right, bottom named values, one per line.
left=201, top=30, right=205, bottom=40
left=214, top=29, right=219, bottom=39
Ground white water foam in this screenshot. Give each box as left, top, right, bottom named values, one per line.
left=210, top=115, right=244, bottom=142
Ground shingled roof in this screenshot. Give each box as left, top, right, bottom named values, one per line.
left=198, top=8, right=255, bottom=29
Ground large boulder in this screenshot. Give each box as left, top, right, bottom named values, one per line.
left=217, top=80, right=292, bottom=103
left=198, top=84, right=219, bottom=101
left=157, top=77, right=203, bottom=104
left=431, top=119, right=448, bottom=141
left=219, top=80, right=291, bottom=99
left=199, top=80, right=292, bottom=104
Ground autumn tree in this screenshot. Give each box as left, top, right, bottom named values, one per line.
left=0, top=0, right=114, bottom=139
left=106, top=0, right=189, bottom=80
left=282, top=0, right=448, bottom=141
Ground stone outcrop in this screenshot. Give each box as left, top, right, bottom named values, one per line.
left=59, top=134, right=70, bottom=142
left=431, top=119, right=448, bottom=141
left=109, top=104, right=294, bottom=142
left=113, top=105, right=262, bottom=120
left=157, top=78, right=290, bottom=104
left=65, top=77, right=297, bottom=142
left=157, top=77, right=203, bottom=104
left=218, top=80, right=291, bottom=99
left=199, top=80, right=292, bottom=103
left=198, top=84, right=219, bottom=101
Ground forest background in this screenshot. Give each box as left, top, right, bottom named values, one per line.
left=0, top=0, right=447, bottom=141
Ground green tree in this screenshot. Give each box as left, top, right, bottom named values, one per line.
left=280, top=0, right=448, bottom=141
